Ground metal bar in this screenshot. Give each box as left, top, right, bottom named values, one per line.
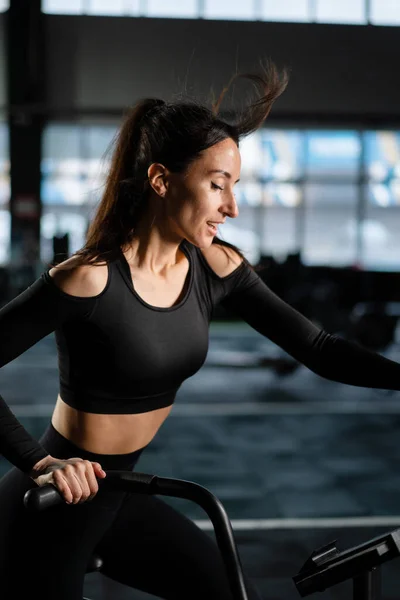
left=353, top=568, right=381, bottom=600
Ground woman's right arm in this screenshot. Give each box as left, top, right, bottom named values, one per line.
left=0, top=275, right=72, bottom=473
left=0, top=266, right=105, bottom=501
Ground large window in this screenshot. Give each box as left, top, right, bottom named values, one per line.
left=363, top=131, right=400, bottom=269
left=304, top=183, right=359, bottom=266
left=43, top=0, right=84, bottom=14
left=303, top=131, right=361, bottom=266
left=315, top=0, right=365, bottom=24
left=236, top=127, right=400, bottom=269
left=260, top=0, right=309, bottom=23
left=147, top=1, right=197, bottom=19
left=234, top=129, right=364, bottom=266
left=216, top=131, right=300, bottom=262
left=370, top=0, right=400, bottom=26
left=41, top=122, right=117, bottom=264
left=204, top=0, right=255, bottom=21
left=41, top=0, right=399, bottom=26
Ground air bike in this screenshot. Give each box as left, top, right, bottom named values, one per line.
left=25, top=470, right=400, bottom=599
left=24, top=470, right=252, bottom=600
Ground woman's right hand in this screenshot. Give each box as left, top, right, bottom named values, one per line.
left=30, top=455, right=106, bottom=504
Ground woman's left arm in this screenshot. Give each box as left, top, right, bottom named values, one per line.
left=220, top=263, right=400, bottom=391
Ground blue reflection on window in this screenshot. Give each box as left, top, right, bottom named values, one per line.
left=260, top=130, right=304, bottom=181
left=235, top=182, right=263, bottom=206
left=264, top=183, right=302, bottom=207
left=367, top=182, right=400, bottom=207
left=305, top=131, right=360, bottom=179
left=41, top=124, right=116, bottom=205
left=365, top=131, right=400, bottom=182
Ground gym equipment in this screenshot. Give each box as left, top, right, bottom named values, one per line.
left=24, top=470, right=250, bottom=600
left=293, top=528, right=400, bottom=600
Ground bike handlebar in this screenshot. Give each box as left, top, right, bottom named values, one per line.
left=24, top=471, right=156, bottom=511
left=24, top=471, right=249, bottom=600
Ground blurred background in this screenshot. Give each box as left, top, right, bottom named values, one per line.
left=2, top=1, right=400, bottom=598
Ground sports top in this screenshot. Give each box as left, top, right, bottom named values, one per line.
left=1, top=238, right=400, bottom=473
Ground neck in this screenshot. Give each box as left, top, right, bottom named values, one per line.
left=123, top=216, right=184, bottom=276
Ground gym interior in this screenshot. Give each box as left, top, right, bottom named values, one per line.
left=1, top=1, right=400, bottom=598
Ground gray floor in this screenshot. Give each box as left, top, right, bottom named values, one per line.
left=1, top=321, right=400, bottom=599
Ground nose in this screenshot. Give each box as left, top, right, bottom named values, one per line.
left=223, top=192, right=239, bottom=219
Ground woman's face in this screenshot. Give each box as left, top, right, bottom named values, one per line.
left=150, top=137, right=241, bottom=248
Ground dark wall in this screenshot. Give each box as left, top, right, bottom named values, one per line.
left=0, top=15, right=6, bottom=109
left=44, top=16, right=400, bottom=119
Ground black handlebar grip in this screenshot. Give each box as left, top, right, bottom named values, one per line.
left=23, top=471, right=158, bottom=511
left=24, top=484, right=64, bottom=511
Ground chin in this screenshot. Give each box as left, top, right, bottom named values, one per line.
left=184, top=231, right=213, bottom=249
left=201, top=234, right=216, bottom=248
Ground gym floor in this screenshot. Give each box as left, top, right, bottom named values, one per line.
left=1, top=321, right=400, bottom=599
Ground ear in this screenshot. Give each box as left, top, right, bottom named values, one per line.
left=147, top=163, right=169, bottom=197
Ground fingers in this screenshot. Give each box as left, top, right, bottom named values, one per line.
left=92, top=461, right=107, bottom=479
left=85, top=462, right=101, bottom=501
left=53, top=459, right=104, bottom=504
left=52, top=470, right=74, bottom=504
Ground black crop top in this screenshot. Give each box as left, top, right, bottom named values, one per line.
left=2, top=237, right=400, bottom=473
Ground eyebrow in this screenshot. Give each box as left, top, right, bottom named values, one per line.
left=208, top=170, right=240, bottom=183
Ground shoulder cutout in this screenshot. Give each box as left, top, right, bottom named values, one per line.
left=48, top=256, right=108, bottom=298
left=200, top=244, right=243, bottom=278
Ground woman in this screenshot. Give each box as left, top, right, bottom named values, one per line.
left=0, top=60, right=399, bottom=599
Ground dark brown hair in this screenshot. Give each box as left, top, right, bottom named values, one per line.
left=62, top=59, right=289, bottom=269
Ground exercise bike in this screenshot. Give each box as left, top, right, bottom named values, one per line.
left=24, top=470, right=251, bottom=600
left=26, top=473, right=400, bottom=600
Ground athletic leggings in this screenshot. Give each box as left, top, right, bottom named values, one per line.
left=0, top=422, right=261, bottom=600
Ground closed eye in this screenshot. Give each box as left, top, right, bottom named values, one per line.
left=211, top=182, right=224, bottom=191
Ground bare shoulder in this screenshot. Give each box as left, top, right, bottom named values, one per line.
left=200, top=244, right=243, bottom=278
left=48, top=254, right=108, bottom=298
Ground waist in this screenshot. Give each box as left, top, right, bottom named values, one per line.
left=52, top=394, right=173, bottom=454
left=40, top=421, right=145, bottom=472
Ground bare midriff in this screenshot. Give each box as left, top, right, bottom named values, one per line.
left=51, top=394, right=173, bottom=455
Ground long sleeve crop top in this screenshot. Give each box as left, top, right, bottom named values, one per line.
left=2, top=238, right=400, bottom=473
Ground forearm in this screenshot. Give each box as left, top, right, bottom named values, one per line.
left=306, top=332, right=400, bottom=390
left=221, top=274, right=400, bottom=391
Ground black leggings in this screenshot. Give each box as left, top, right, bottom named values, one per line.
left=0, top=422, right=261, bottom=600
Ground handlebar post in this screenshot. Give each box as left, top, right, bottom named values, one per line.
left=353, top=568, right=381, bottom=600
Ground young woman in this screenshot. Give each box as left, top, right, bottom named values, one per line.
left=0, top=61, right=399, bottom=599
